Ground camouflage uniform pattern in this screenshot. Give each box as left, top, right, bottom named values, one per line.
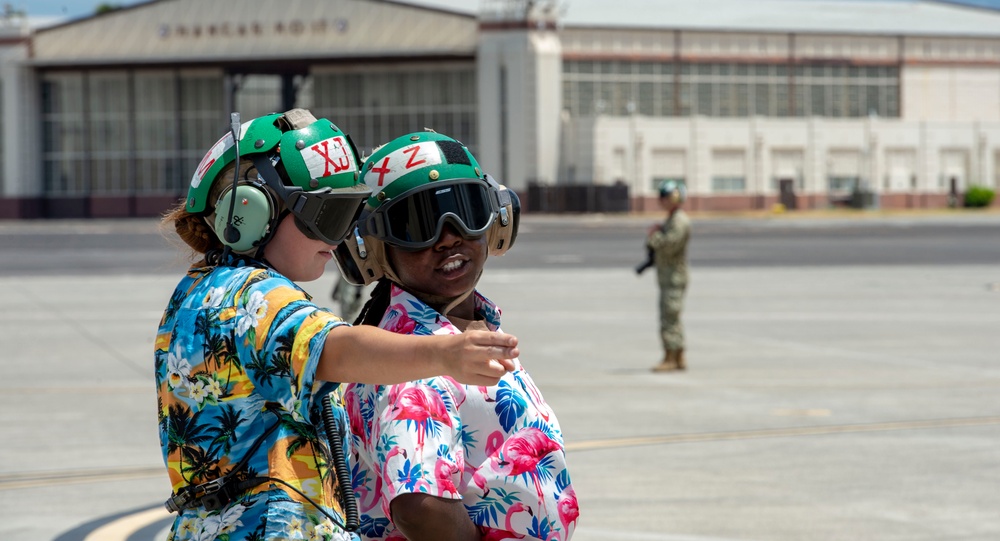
left=647, top=209, right=691, bottom=351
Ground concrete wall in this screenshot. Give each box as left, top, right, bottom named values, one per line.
left=903, top=65, right=1000, bottom=122
left=478, top=25, right=562, bottom=191
left=0, top=26, right=41, bottom=218
left=564, top=115, right=1000, bottom=209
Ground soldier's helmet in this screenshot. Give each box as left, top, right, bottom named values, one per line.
left=658, top=179, right=687, bottom=203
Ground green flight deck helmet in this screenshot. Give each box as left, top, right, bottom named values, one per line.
left=333, top=131, right=519, bottom=286
left=186, top=109, right=370, bottom=254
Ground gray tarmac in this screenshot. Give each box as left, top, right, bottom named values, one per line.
left=1, top=212, right=999, bottom=541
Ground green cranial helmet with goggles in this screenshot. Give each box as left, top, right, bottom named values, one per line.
left=187, top=108, right=371, bottom=257
left=333, top=131, right=519, bottom=288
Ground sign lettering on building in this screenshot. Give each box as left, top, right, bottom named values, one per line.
left=158, top=18, right=349, bottom=40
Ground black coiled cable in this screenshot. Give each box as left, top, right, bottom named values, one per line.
left=322, top=398, right=359, bottom=532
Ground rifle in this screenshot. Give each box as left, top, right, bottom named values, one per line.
left=635, top=247, right=655, bottom=275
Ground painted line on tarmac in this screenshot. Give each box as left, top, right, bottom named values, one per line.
left=0, top=466, right=162, bottom=490
left=84, top=506, right=171, bottom=541
left=574, top=527, right=756, bottom=541
left=38, top=415, right=1000, bottom=540
left=13, top=415, right=1000, bottom=491
left=52, top=504, right=167, bottom=541
left=565, top=415, right=1000, bottom=452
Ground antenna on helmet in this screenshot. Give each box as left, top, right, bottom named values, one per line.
left=223, top=112, right=242, bottom=245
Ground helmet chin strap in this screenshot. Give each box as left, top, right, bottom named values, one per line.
left=436, top=267, right=483, bottom=318
left=370, top=236, right=482, bottom=318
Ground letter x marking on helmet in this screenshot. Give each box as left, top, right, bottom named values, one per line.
left=311, top=139, right=352, bottom=176
left=370, top=157, right=392, bottom=186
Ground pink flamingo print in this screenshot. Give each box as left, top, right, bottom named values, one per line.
left=484, top=430, right=505, bottom=455
left=355, top=467, right=383, bottom=513
left=489, top=428, right=562, bottom=504
left=343, top=389, right=365, bottom=442
left=386, top=384, right=453, bottom=452
left=557, top=486, right=579, bottom=537
left=380, top=447, right=407, bottom=486
left=515, top=372, right=551, bottom=422
left=469, top=430, right=506, bottom=496
left=454, top=383, right=494, bottom=407
left=434, top=457, right=461, bottom=498
left=378, top=446, right=407, bottom=518
left=479, top=502, right=533, bottom=541
left=382, top=304, right=417, bottom=334
left=448, top=377, right=467, bottom=407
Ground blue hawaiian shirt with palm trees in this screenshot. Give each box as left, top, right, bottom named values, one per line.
left=155, top=263, right=355, bottom=541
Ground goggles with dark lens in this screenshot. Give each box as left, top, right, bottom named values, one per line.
left=360, top=178, right=499, bottom=250
left=251, top=154, right=372, bottom=245
left=283, top=184, right=371, bottom=244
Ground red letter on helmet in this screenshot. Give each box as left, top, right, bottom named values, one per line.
left=306, top=136, right=356, bottom=179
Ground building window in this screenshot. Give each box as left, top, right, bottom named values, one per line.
left=828, top=176, right=859, bottom=193
left=311, top=64, right=477, bottom=155
left=711, top=149, right=746, bottom=192
left=234, top=74, right=282, bottom=120
left=650, top=148, right=686, bottom=194
left=827, top=148, right=862, bottom=193
left=712, top=177, right=746, bottom=192
left=41, top=68, right=223, bottom=199
left=135, top=71, right=180, bottom=193
left=42, top=72, right=87, bottom=195
left=88, top=71, right=130, bottom=194
left=561, top=59, right=900, bottom=119
left=178, top=71, right=225, bottom=188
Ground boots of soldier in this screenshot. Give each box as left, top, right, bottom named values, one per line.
left=652, top=350, right=679, bottom=372
left=676, top=348, right=686, bottom=370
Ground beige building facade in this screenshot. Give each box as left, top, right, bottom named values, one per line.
left=1, top=0, right=1000, bottom=217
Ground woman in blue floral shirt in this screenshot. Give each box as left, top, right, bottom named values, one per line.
left=155, top=110, right=518, bottom=541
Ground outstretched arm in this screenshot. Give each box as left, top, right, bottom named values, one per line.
left=317, top=326, right=518, bottom=386
left=390, top=493, right=478, bottom=541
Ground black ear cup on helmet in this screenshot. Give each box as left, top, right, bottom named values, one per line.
left=213, top=182, right=278, bottom=253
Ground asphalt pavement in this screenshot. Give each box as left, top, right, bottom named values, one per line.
left=1, top=210, right=998, bottom=541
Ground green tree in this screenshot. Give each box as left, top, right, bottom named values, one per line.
left=95, top=4, right=123, bottom=15
left=965, top=185, right=996, bottom=208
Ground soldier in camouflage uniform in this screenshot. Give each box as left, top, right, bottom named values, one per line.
left=648, top=179, right=691, bottom=372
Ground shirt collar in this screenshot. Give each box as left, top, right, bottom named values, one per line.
left=388, top=283, right=502, bottom=331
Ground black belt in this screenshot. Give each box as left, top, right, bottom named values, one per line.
left=164, top=474, right=268, bottom=513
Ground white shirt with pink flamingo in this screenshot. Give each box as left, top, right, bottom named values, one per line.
left=344, top=285, right=578, bottom=541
